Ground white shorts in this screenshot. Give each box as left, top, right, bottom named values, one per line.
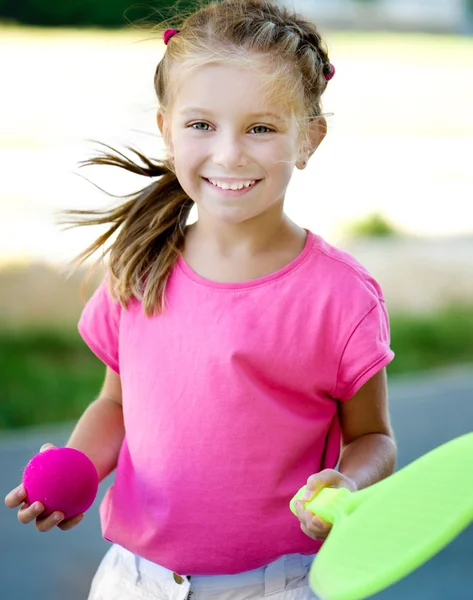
left=88, top=544, right=319, bottom=600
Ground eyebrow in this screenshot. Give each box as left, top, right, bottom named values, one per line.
left=178, top=107, right=286, bottom=121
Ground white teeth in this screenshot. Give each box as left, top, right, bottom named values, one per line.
left=207, top=178, right=256, bottom=190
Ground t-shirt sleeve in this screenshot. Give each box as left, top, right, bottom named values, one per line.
left=78, top=277, right=122, bottom=374
left=333, top=299, right=394, bottom=401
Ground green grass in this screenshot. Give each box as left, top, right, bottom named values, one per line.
left=0, top=327, right=104, bottom=430
left=389, top=306, right=473, bottom=374
left=1, top=305, right=473, bottom=430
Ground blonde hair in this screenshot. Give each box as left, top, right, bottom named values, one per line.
left=64, top=0, right=332, bottom=316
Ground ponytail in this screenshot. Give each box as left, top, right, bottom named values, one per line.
left=61, top=144, right=194, bottom=316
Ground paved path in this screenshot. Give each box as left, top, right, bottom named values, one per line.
left=1, top=367, right=472, bottom=599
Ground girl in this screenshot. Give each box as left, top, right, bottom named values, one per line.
left=5, top=1, right=396, bottom=598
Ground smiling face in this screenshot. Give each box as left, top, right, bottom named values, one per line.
left=158, top=61, right=318, bottom=227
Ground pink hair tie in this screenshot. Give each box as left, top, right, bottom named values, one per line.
left=324, top=63, right=335, bottom=82
left=164, top=29, right=180, bottom=45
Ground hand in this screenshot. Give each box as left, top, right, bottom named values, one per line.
left=4, top=443, right=84, bottom=532
left=293, top=469, right=357, bottom=541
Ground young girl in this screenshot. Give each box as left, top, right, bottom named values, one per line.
left=5, top=1, right=396, bottom=598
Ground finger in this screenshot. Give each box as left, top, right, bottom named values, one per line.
left=18, top=501, right=46, bottom=525
left=300, top=521, right=327, bottom=541
left=303, top=478, right=325, bottom=501
left=295, top=501, right=318, bottom=530
left=294, top=500, right=309, bottom=521
left=295, top=500, right=331, bottom=535
left=35, top=511, right=64, bottom=533
left=4, top=484, right=27, bottom=509
left=39, top=443, right=56, bottom=453
left=301, top=513, right=332, bottom=539
left=58, top=513, right=84, bottom=531
left=311, top=514, right=332, bottom=534
left=295, top=500, right=317, bottom=522
left=304, top=470, right=337, bottom=500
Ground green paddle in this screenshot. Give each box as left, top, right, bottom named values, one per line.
left=290, top=432, right=473, bottom=600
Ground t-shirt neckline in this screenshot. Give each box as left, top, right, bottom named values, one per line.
left=176, top=229, right=315, bottom=290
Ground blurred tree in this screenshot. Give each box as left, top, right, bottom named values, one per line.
left=0, top=0, right=199, bottom=27
left=343, top=212, right=399, bottom=239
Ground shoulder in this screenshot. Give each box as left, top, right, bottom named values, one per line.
left=303, top=235, right=394, bottom=399
left=304, top=231, right=385, bottom=306
left=83, top=273, right=123, bottom=317
left=77, top=273, right=124, bottom=374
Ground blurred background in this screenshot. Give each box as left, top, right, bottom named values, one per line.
left=1, top=0, right=472, bottom=598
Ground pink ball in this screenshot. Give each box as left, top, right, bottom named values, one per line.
left=22, top=447, right=99, bottom=520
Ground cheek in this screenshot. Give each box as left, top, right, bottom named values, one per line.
left=265, top=142, right=298, bottom=172
left=267, top=152, right=295, bottom=184
left=174, top=138, right=204, bottom=172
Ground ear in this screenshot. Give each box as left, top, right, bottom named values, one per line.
left=157, top=110, right=173, bottom=156
left=296, top=116, right=327, bottom=170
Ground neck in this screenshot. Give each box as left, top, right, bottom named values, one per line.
left=185, top=209, right=302, bottom=259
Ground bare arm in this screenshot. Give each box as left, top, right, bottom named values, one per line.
left=295, top=368, right=396, bottom=540
left=67, top=366, right=124, bottom=482
left=338, top=367, right=396, bottom=489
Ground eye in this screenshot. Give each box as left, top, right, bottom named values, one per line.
left=188, top=122, right=274, bottom=134
left=190, top=122, right=212, bottom=131
left=251, top=125, right=273, bottom=134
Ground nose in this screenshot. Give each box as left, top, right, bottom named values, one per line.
left=212, top=131, right=249, bottom=169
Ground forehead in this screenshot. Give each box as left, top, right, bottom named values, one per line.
left=169, top=60, right=298, bottom=122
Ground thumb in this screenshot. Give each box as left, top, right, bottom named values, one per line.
left=39, top=443, right=56, bottom=453
left=303, top=470, right=337, bottom=501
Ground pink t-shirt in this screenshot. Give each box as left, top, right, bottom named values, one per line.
left=78, top=230, right=394, bottom=575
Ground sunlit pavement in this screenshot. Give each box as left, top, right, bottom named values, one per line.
left=1, top=366, right=472, bottom=599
